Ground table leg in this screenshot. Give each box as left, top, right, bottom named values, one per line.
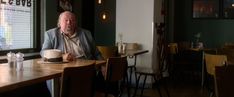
left=52, top=78, right=60, bottom=97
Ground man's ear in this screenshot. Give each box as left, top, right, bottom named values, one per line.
left=57, top=23, right=60, bottom=27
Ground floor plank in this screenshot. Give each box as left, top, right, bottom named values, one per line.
left=122, top=78, right=210, bottom=97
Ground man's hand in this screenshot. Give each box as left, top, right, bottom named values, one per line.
left=63, top=53, right=75, bottom=61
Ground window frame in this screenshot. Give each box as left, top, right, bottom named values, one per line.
left=0, top=0, right=41, bottom=56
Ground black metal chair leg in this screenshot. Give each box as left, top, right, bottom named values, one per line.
left=133, top=74, right=141, bottom=97
left=134, top=67, right=137, bottom=85
left=163, top=78, right=170, bottom=97
left=153, top=76, right=162, bottom=97
left=125, top=73, right=130, bottom=97
left=140, top=75, right=147, bottom=97
left=104, top=91, right=108, bottom=97
left=129, top=67, right=132, bottom=85
left=104, top=82, right=109, bottom=97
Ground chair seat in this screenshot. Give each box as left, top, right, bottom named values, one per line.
left=135, top=67, right=156, bottom=75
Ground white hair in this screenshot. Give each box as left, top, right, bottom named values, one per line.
left=57, top=11, right=76, bottom=27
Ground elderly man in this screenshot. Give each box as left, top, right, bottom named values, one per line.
left=41, top=11, right=104, bottom=96
left=41, top=11, right=103, bottom=61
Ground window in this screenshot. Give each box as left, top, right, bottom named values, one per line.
left=223, top=0, right=234, bottom=18
left=0, top=0, right=39, bottom=53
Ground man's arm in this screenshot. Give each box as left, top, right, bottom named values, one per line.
left=87, top=32, right=103, bottom=60
left=40, top=31, right=53, bottom=57
left=81, top=28, right=103, bottom=60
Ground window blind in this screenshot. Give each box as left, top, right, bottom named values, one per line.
left=0, top=0, right=34, bottom=50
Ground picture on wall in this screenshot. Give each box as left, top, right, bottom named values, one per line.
left=193, top=0, right=219, bottom=18
left=57, top=0, right=73, bottom=12
left=223, top=0, right=234, bottom=18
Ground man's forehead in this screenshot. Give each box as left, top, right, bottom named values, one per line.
left=62, top=13, right=75, bottom=18
left=61, top=12, right=75, bottom=17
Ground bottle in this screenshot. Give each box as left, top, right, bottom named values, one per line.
left=117, top=42, right=122, bottom=54
left=16, top=52, right=24, bottom=71
left=7, top=52, right=16, bottom=68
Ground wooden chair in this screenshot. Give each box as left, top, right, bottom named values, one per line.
left=204, top=48, right=217, bottom=55
left=97, top=45, right=119, bottom=84
left=204, top=53, right=227, bottom=97
left=95, top=56, right=130, bottom=97
left=167, top=43, right=178, bottom=79
left=60, top=64, right=96, bottom=97
left=125, top=43, right=139, bottom=50
left=132, top=43, right=170, bottom=97
left=168, top=43, right=178, bottom=54
left=97, top=46, right=118, bottom=60
left=177, top=41, right=191, bottom=52
left=132, top=67, right=170, bottom=97
left=173, top=49, right=204, bottom=83
left=215, top=65, right=234, bottom=97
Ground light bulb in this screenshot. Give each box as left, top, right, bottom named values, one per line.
left=98, top=0, right=102, bottom=4
left=102, top=13, right=106, bottom=20
left=232, top=3, right=234, bottom=7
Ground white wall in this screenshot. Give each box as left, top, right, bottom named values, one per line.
left=116, top=0, right=154, bottom=68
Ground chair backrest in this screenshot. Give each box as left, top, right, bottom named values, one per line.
left=60, top=64, right=96, bottom=97
left=215, top=65, right=234, bottom=97
left=204, top=53, right=227, bottom=75
left=97, top=46, right=118, bottom=60
left=168, top=43, right=178, bottom=54
left=125, top=43, right=139, bottom=50
left=204, top=48, right=217, bottom=55
left=178, top=41, right=191, bottom=51
left=174, top=49, right=204, bottom=68
left=105, top=56, right=128, bottom=82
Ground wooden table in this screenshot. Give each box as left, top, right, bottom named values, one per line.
left=122, top=49, right=149, bottom=66
left=124, top=49, right=149, bottom=57
left=0, top=58, right=105, bottom=95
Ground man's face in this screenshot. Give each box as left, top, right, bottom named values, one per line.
left=59, top=12, right=76, bottom=36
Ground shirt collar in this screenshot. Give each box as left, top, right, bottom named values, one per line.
left=61, top=30, right=77, bottom=39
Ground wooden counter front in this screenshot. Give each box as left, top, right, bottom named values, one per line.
left=0, top=58, right=105, bottom=93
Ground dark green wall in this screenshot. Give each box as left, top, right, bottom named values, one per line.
left=94, top=0, right=116, bottom=46
left=45, top=0, right=81, bottom=30
left=45, top=0, right=116, bottom=46
left=173, top=0, right=234, bottom=48
left=45, top=0, right=59, bottom=30
left=81, top=0, right=94, bottom=35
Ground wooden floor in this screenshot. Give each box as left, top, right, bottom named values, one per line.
left=122, top=78, right=210, bottom=97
